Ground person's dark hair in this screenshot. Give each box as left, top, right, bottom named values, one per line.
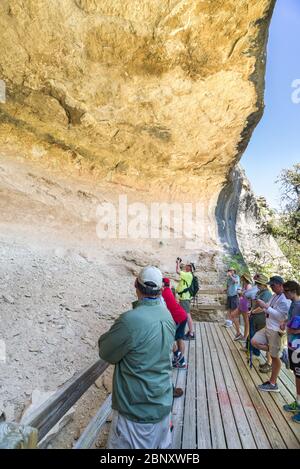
left=283, top=281, right=300, bottom=296
left=136, top=279, right=161, bottom=297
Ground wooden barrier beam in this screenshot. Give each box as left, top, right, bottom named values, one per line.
left=22, top=359, right=109, bottom=442
left=74, top=395, right=112, bottom=449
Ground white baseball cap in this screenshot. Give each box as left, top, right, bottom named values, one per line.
left=137, top=266, right=163, bottom=290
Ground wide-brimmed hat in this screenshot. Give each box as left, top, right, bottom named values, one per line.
left=254, top=274, right=269, bottom=285
left=241, top=272, right=252, bottom=284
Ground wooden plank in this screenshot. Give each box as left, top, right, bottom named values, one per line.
left=195, top=323, right=211, bottom=449
left=226, top=327, right=300, bottom=446
left=22, top=359, right=109, bottom=441
left=74, top=395, right=112, bottom=449
left=172, top=341, right=189, bottom=449
left=204, top=323, right=242, bottom=449
left=280, top=366, right=296, bottom=387
left=252, top=357, right=295, bottom=402
left=0, top=422, right=38, bottom=449
left=200, top=323, right=226, bottom=448
left=214, top=325, right=271, bottom=449
left=223, top=327, right=299, bottom=449
left=221, top=326, right=286, bottom=449
left=182, top=336, right=196, bottom=449
left=207, top=323, right=257, bottom=449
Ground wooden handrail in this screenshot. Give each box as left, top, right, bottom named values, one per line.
left=21, top=358, right=109, bottom=442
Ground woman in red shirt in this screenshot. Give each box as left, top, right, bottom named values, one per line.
left=162, top=278, right=188, bottom=368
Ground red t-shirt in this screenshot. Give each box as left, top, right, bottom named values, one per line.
left=162, top=287, right=188, bottom=324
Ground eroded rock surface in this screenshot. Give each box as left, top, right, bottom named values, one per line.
left=0, top=0, right=275, bottom=200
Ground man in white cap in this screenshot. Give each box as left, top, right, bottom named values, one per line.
left=98, top=266, right=176, bottom=449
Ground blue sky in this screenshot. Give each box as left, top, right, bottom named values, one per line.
left=241, top=0, right=300, bottom=209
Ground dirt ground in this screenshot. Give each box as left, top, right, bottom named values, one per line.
left=0, top=152, right=224, bottom=448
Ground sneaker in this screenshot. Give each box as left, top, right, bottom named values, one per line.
left=234, top=333, right=244, bottom=341
left=292, top=413, right=300, bottom=424
left=173, top=359, right=188, bottom=369
left=280, top=348, right=290, bottom=369
left=283, top=401, right=300, bottom=413
left=183, top=333, right=195, bottom=341
left=223, top=320, right=233, bottom=328
left=173, top=387, right=184, bottom=398
left=259, top=363, right=272, bottom=373
left=258, top=381, right=280, bottom=393
left=173, top=351, right=181, bottom=361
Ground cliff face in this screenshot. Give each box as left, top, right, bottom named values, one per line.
left=0, top=0, right=275, bottom=203
left=216, top=165, right=291, bottom=274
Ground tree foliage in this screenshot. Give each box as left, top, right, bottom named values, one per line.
left=257, top=164, right=300, bottom=281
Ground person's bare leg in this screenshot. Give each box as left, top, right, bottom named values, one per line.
left=231, top=309, right=240, bottom=335
left=266, top=351, right=272, bottom=366
left=177, top=339, right=185, bottom=356
left=296, top=377, right=300, bottom=396
left=242, top=312, right=249, bottom=339
left=187, top=313, right=194, bottom=335
left=251, top=339, right=268, bottom=352
left=270, top=357, right=281, bottom=385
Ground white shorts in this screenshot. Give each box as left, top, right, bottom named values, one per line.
left=107, top=411, right=172, bottom=450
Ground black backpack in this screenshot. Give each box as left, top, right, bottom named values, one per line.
left=179, top=274, right=199, bottom=298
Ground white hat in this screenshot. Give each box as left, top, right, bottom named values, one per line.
left=137, top=266, right=162, bottom=290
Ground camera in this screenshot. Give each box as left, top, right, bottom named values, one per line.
left=176, top=257, right=182, bottom=263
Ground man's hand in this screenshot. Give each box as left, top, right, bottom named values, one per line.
left=256, top=299, right=267, bottom=310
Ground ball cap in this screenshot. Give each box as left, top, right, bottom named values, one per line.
left=137, top=266, right=163, bottom=290
left=268, top=275, right=284, bottom=285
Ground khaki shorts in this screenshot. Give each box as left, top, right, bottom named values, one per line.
left=252, top=327, right=285, bottom=358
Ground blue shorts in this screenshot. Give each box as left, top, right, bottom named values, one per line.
left=227, top=295, right=238, bottom=310
left=175, top=319, right=187, bottom=340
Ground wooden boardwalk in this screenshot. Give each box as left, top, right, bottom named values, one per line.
left=172, top=322, right=300, bottom=449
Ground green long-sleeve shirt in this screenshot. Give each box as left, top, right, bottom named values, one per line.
left=98, top=298, right=176, bottom=423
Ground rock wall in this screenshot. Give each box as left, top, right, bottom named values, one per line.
left=216, top=165, right=290, bottom=275
left=0, top=0, right=275, bottom=205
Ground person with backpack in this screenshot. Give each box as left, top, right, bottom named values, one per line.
left=175, top=258, right=198, bottom=340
